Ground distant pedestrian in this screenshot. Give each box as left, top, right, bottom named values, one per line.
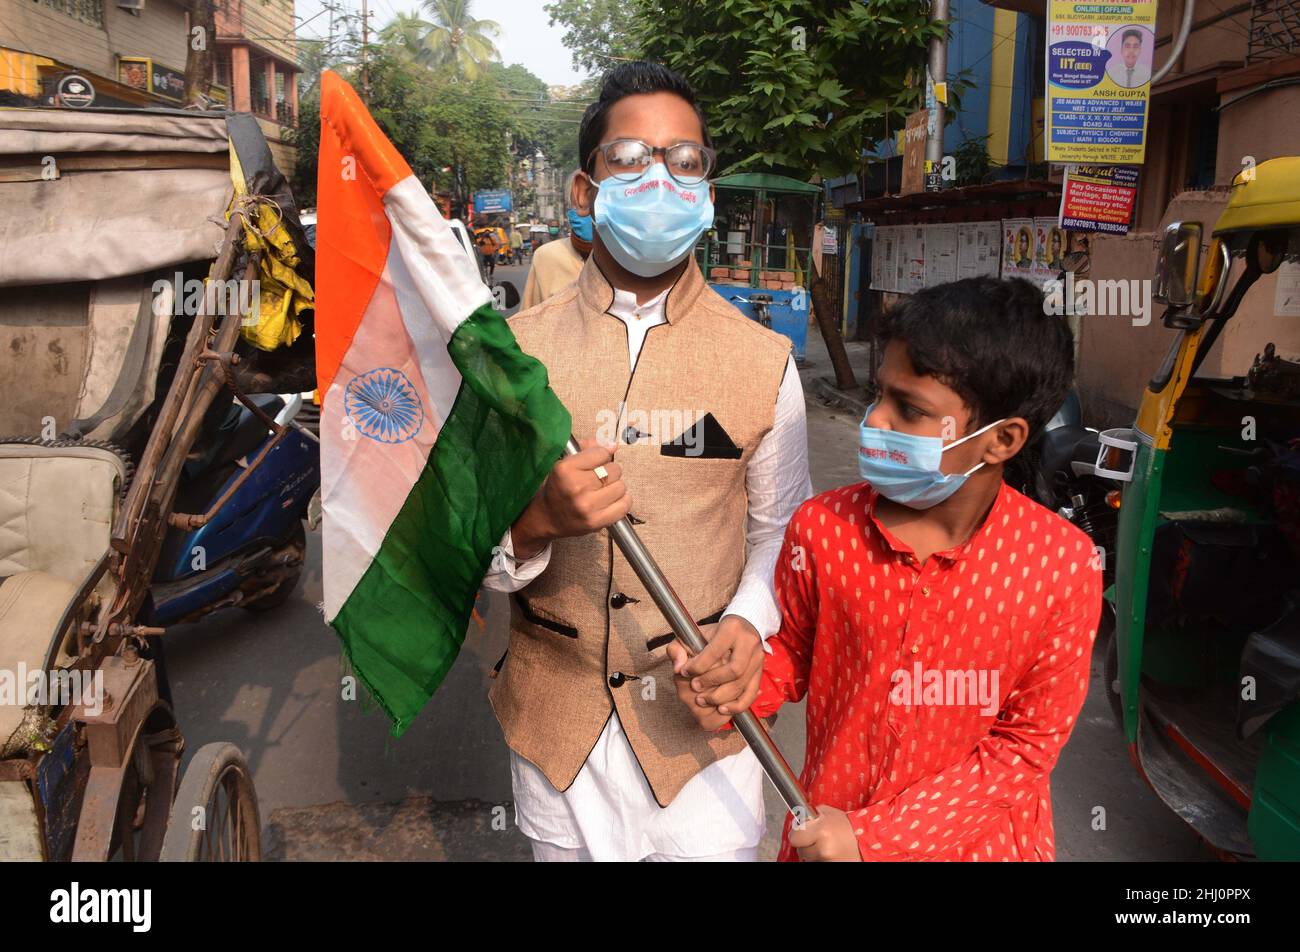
left=475, top=228, right=499, bottom=278
left=521, top=170, right=592, bottom=309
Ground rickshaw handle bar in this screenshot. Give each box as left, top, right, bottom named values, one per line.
left=563, top=437, right=816, bottom=819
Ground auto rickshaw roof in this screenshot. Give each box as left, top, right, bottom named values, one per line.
left=1214, top=156, right=1300, bottom=236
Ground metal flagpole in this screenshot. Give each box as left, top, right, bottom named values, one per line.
left=565, top=438, right=816, bottom=819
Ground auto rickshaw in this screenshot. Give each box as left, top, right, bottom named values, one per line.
left=0, top=106, right=318, bottom=861
left=1106, top=155, right=1300, bottom=860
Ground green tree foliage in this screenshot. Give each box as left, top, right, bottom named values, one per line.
left=542, top=0, right=639, bottom=74
left=290, top=35, right=586, bottom=210
left=490, top=63, right=588, bottom=173
left=632, top=0, right=944, bottom=178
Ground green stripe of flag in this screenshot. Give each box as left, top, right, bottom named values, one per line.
left=333, top=302, right=571, bottom=734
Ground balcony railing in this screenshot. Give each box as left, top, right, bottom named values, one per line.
left=249, top=94, right=296, bottom=127
left=1248, top=0, right=1300, bottom=64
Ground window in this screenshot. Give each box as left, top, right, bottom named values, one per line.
left=213, top=49, right=232, bottom=89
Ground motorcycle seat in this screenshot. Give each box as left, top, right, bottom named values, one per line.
left=1037, top=424, right=1101, bottom=484
left=186, top=393, right=285, bottom=478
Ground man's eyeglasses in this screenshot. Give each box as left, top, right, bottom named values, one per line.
left=587, top=138, right=716, bottom=186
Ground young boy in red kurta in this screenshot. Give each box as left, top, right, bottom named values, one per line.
left=672, top=277, right=1102, bottom=861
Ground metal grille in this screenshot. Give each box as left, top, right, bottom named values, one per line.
left=1248, top=0, right=1300, bottom=64
left=39, top=0, right=103, bottom=28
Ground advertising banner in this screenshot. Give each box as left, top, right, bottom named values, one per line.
left=1046, top=1, right=1158, bottom=164
left=1033, top=216, right=1069, bottom=285
left=1059, top=164, right=1140, bottom=234
left=472, top=190, right=513, bottom=214
left=1001, top=218, right=1036, bottom=282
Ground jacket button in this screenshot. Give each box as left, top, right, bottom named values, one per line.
left=609, top=672, right=626, bottom=688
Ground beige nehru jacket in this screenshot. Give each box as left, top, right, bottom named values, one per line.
left=521, top=238, right=585, bottom=309
left=490, top=257, right=792, bottom=807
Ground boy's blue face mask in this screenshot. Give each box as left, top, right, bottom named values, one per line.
left=858, top=405, right=1005, bottom=509
left=592, top=163, right=713, bottom=277
left=566, top=208, right=593, bottom=243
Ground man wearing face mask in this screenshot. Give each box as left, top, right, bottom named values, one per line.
left=678, top=277, right=1102, bottom=861
left=521, top=170, right=593, bottom=309
left=481, top=61, right=812, bottom=862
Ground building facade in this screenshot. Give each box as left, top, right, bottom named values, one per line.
left=213, top=0, right=300, bottom=171
left=1056, top=0, right=1300, bottom=426
left=0, top=0, right=300, bottom=169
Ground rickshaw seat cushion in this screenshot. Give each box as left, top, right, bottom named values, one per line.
left=0, top=445, right=126, bottom=584
left=0, top=570, right=77, bottom=751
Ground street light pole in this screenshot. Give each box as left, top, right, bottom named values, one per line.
left=925, top=0, right=950, bottom=190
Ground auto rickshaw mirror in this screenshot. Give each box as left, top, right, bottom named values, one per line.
left=1154, top=221, right=1202, bottom=307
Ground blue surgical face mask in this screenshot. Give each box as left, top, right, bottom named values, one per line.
left=858, top=405, right=1005, bottom=509
left=592, top=163, right=713, bottom=277
left=566, top=208, right=593, bottom=243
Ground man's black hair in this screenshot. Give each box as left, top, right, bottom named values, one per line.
left=1121, top=28, right=1143, bottom=44
left=878, top=277, right=1073, bottom=438
left=578, top=61, right=712, bottom=175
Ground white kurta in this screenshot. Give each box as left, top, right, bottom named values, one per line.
left=482, top=285, right=811, bottom=861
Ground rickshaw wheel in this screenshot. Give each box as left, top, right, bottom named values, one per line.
left=159, top=742, right=261, bottom=862
left=115, top=719, right=183, bottom=862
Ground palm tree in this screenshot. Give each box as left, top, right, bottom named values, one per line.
left=380, top=12, right=437, bottom=66
left=418, top=0, right=501, bottom=80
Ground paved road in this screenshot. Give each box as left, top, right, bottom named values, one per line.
left=163, top=260, right=1208, bottom=861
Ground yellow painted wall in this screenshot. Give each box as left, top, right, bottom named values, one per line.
left=986, top=9, right=1018, bottom=167
left=0, top=49, right=52, bottom=96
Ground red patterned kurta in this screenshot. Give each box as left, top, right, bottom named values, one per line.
left=754, top=481, right=1101, bottom=861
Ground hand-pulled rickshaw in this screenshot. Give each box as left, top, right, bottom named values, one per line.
left=1105, top=156, right=1300, bottom=859
left=0, top=106, right=318, bottom=861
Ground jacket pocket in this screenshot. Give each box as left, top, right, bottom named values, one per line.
left=514, top=593, right=577, bottom=638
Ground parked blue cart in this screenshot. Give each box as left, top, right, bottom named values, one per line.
left=700, top=172, right=822, bottom=361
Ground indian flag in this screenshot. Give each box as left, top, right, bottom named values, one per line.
left=315, top=71, right=570, bottom=734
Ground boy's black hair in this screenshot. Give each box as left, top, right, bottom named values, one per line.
left=578, top=61, right=712, bottom=175
left=878, top=277, right=1073, bottom=438
left=1121, top=28, right=1143, bottom=44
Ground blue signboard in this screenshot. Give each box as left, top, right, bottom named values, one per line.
left=473, top=189, right=513, bottom=214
